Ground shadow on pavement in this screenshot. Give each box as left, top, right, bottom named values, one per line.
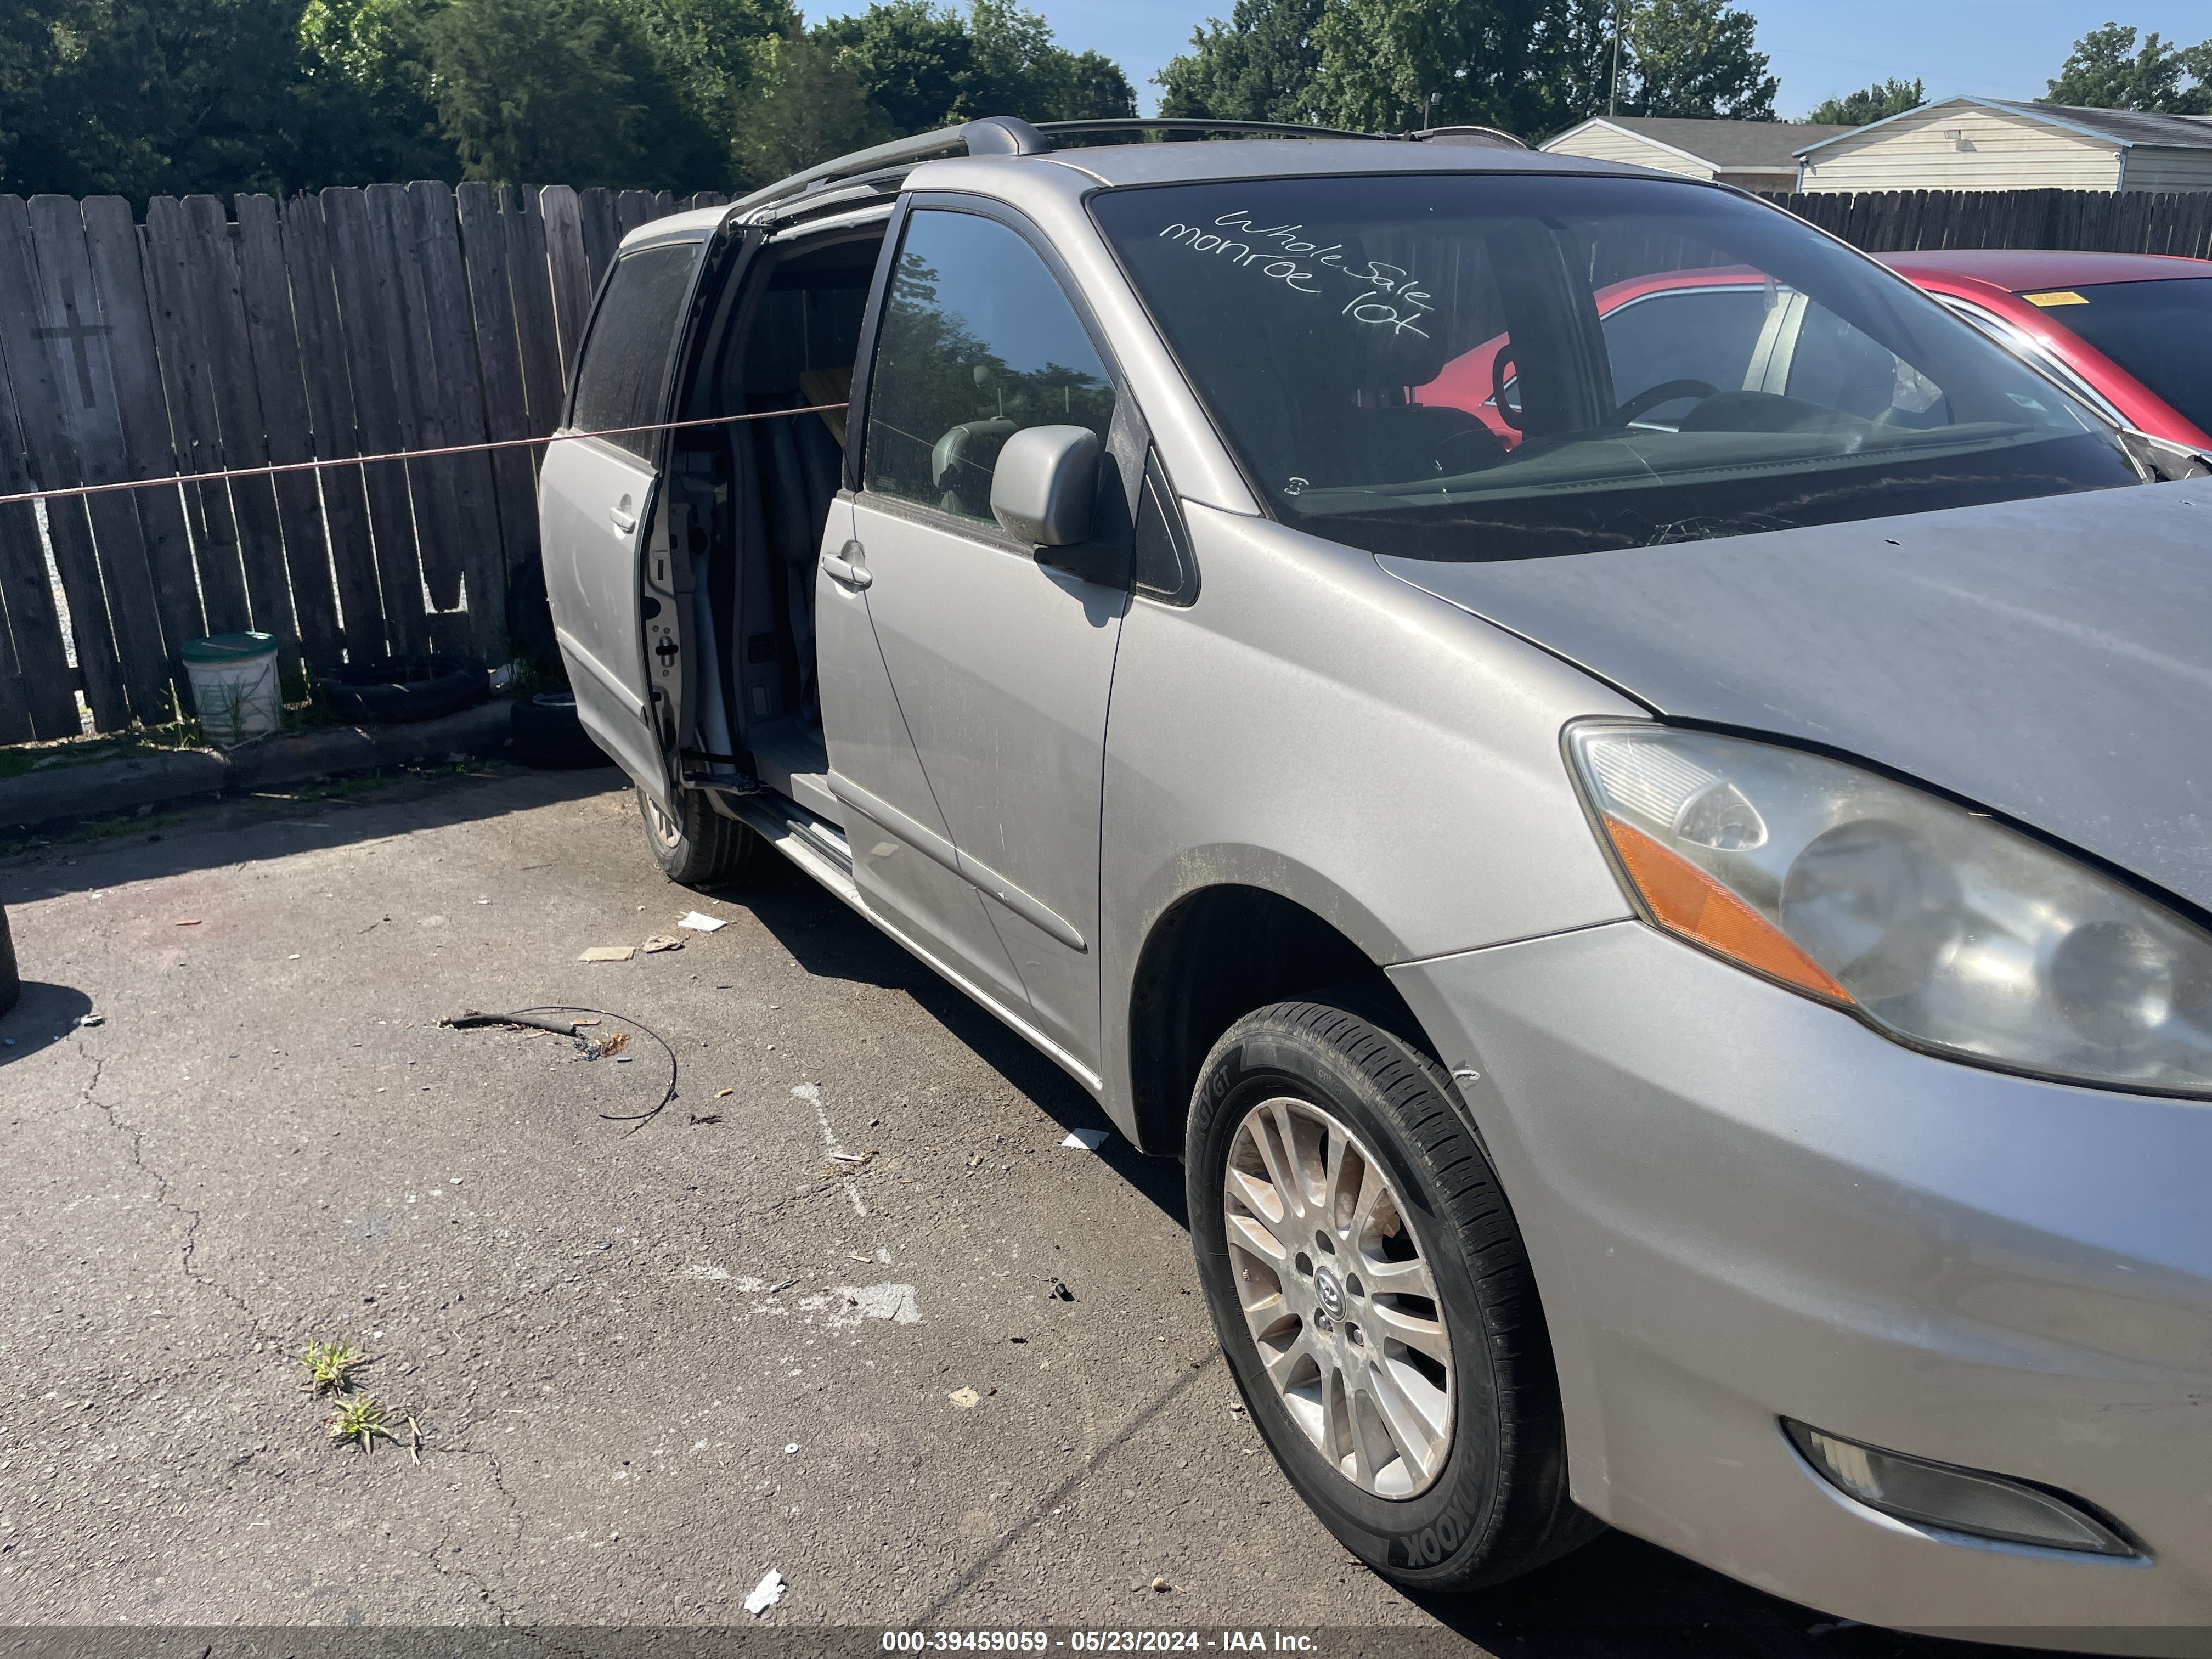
left=715, top=854, right=1190, bottom=1231
left=0, top=979, right=94, bottom=1067
left=1414, top=1527, right=2087, bottom=1658
left=0, top=766, right=625, bottom=906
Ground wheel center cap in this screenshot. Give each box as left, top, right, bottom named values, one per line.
left=1314, top=1266, right=1344, bottom=1317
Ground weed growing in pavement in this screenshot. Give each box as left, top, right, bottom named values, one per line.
left=324, top=1393, right=400, bottom=1453
left=295, top=1337, right=372, bottom=1396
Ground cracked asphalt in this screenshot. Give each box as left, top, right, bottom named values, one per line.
left=0, top=765, right=2047, bottom=1656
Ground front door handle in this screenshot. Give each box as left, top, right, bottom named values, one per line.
left=822, top=539, right=872, bottom=590
left=610, top=500, right=638, bottom=534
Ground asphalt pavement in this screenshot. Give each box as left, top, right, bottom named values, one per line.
left=0, top=765, right=2052, bottom=1656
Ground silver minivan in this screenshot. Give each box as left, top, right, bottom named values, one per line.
left=540, top=119, right=2212, bottom=1650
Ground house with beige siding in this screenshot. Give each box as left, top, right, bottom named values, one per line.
left=1794, top=98, right=2212, bottom=193
left=1542, top=117, right=1853, bottom=191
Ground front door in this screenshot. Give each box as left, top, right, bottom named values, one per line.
left=539, top=238, right=706, bottom=810
left=834, top=204, right=1129, bottom=1076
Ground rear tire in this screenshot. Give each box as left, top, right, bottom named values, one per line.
left=1187, top=998, right=1600, bottom=1592
left=639, top=786, right=764, bottom=887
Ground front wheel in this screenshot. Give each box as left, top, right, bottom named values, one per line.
left=1187, top=999, right=1599, bottom=1591
left=638, top=786, right=764, bottom=887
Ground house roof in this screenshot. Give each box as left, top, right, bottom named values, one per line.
left=1795, top=96, right=2212, bottom=159
left=1545, top=117, right=1855, bottom=173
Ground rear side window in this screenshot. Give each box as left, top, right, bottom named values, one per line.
left=571, top=242, right=702, bottom=458
left=863, top=209, right=1115, bottom=524
left=2042, top=276, right=2212, bottom=437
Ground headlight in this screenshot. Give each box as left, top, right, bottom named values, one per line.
left=1566, top=723, right=2212, bottom=1095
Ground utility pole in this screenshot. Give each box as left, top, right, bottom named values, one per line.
left=1608, top=0, right=1624, bottom=116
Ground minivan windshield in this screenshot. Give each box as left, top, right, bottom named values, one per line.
left=1090, top=173, right=2138, bottom=561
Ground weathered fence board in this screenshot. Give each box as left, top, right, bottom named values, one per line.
left=82, top=195, right=203, bottom=673
left=23, top=194, right=171, bottom=724
left=283, top=190, right=385, bottom=655
left=411, top=179, right=507, bottom=659
left=540, top=185, right=595, bottom=385
left=325, top=185, right=431, bottom=657
left=458, top=182, right=542, bottom=600
left=141, top=195, right=251, bottom=636
left=0, top=195, right=133, bottom=730
left=236, top=194, right=341, bottom=667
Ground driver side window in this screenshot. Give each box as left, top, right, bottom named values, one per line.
left=862, top=208, right=1115, bottom=524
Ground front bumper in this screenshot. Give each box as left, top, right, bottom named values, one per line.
left=1390, top=920, right=2212, bottom=1652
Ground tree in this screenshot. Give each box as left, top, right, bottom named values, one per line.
left=1618, top=0, right=1774, bottom=120
left=818, top=0, right=1133, bottom=133
left=1310, top=0, right=1561, bottom=134
left=732, top=25, right=883, bottom=188
left=3, top=0, right=326, bottom=200
left=425, top=0, right=674, bottom=187
left=1155, top=0, right=1330, bottom=124
left=1805, top=76, right=1923, bottom=125
left=817, top=1, right=974, bottom=132
left=297, top=0, right=450, bottom=182
left=2046, top=22, right=2212, bottom=114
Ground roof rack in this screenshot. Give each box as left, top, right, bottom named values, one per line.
left=733, top=114, right=1531, bottom=217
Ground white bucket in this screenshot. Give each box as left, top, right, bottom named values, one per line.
left=182, top=631, right=281, bottom=745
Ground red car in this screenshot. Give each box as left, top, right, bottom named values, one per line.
left=1877, top=249, right=2212, bottom=452
left=1409, top=249, right=2212, bottom=458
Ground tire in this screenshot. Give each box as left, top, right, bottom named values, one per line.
left=510, top=691, right=611, bottom=769
left=1187, top=999, right=1600, bottom=1592
left=0, top=906, right=18, bottom=1017
left=324, top=656, right=487, bottom=725
left=638, top=785, right=765, bottom=887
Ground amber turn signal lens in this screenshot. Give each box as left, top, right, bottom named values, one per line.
left=1602, top=815, right=1853, bottom=1003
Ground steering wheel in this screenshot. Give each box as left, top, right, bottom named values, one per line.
left=1490, top=347, right=1522, bottom=431
left=1615, top=378, right=1722, bottom=426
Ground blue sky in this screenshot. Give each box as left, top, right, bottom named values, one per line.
left=802, top=0, right=2212, bottom=122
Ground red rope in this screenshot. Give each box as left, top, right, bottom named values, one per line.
left=0, top=403, right=850, bottom=510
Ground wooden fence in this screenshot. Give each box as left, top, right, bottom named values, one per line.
left=3, top=180, right=2212, bottom=746
left=0, top=183, right=726, bottom=745
left=1758, top=187, right=2212, bottom=259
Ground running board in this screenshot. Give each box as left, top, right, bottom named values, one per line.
left=722, top=790, right=863, bottom=911
left=715, top=786, right=1105, bottom=1097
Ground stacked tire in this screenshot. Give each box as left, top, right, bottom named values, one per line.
left=511, top=690, right=611, bottom=769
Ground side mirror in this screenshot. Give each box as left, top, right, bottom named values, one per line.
left=990, top=425, right=1099, bottom=547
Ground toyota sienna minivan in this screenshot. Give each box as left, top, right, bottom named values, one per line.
left=540, top=116, right=2212, bottom=1650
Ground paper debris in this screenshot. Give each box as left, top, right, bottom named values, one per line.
left=1060, top=1128, right=1110, bottom=1150
left=714, top=1087, right=734, bottom=1098
left=743, top=1570, right=785, bottom=1616
left=175, top=918, right=201, bottom=927
left=579, top=946, right=635, bottom=962
left=640, top=934, right=684, bottom=953
left=678, top=911, right=727, bottom=933
left=947, top=1387, right=980, bottom=1409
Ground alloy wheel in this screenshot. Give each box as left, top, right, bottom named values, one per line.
left=1223, top=1095, right=1455, bottom=1498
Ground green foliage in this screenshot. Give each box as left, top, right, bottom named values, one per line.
left=1157, top=0, right=1772, bottom=136
left=1311, top=0, right=1560, bottom=133
left=1805, top=77, right=1923, bottom=126
left=2046, top=22, right=2212, bottom=115
left=733, top=25, right=885, bottom=191
left=1, top=0, right=328, bottom=199
left=819, top=0, right=1135, bottom=133
left=1616, top=0, right=1773, bottom=120
left=1155, top=0, right=1331, bottom=124
left=0, top=0, right=1126, bottom=196
left=324, top=1392, right=400, bottom=1451
left=295, top=1336, right=372, bottom=1395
